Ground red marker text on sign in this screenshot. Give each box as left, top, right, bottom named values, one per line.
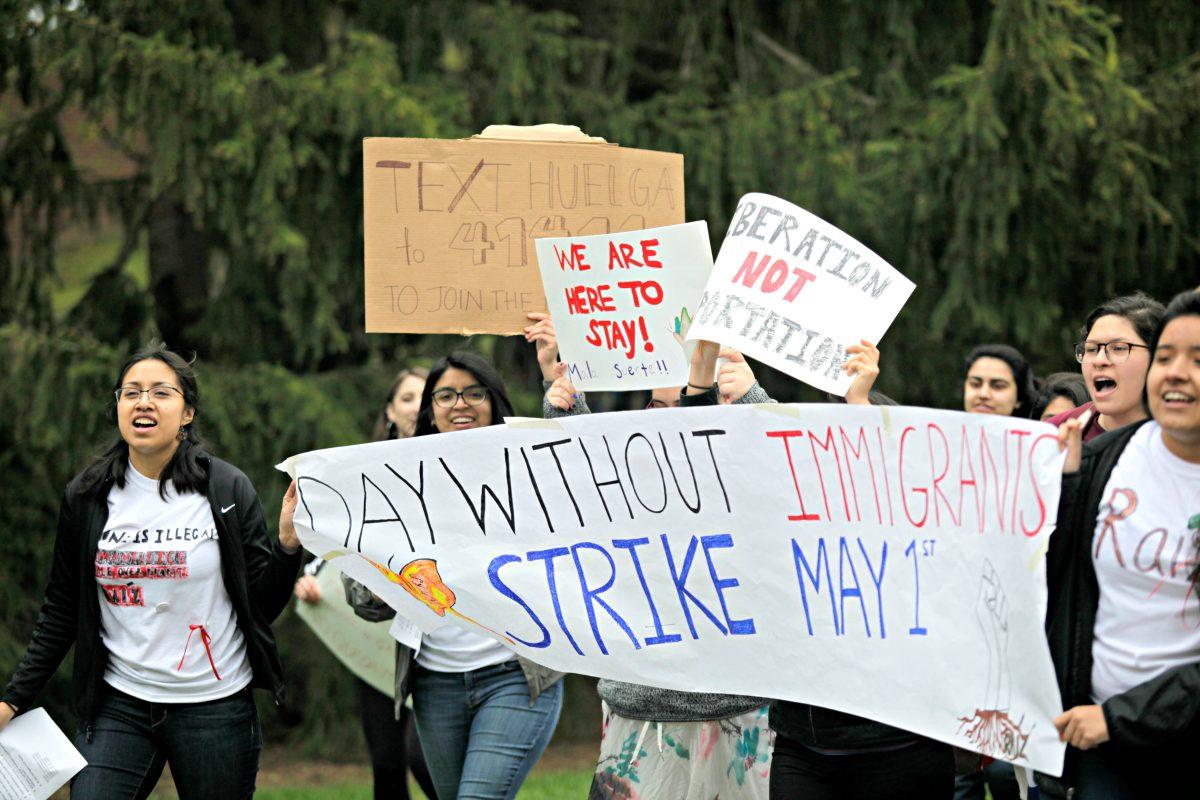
left=608, top=239, right=663, bottom=270
left=554, top=243, right=591, bottom=271
left=564, top=284, right=616, bottom=315
left=734, top=251, right=817, bottom=301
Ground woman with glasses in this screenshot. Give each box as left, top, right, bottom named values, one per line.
left=1039, top=289, right=1200, bottom=798
left=1046, top=293, right=1166, bottom=442
left=0, top=343, right=302, bottom=798
left=344, top=351, right=564, bottom=800
left=295, top=367, right=436, bottom=800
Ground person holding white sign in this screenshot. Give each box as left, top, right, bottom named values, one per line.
left=679, top=338, right=958, bottom=800
left=1041, top=289, right=1200, bottom=799
left=339, top=352, right=565, bottom=800
left=0, top=343, right=303, bottom=799
left=537, top=324, right=774, bottom=799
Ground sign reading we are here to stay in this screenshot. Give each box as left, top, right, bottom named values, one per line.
left=363, top=132, right=684, bottom=335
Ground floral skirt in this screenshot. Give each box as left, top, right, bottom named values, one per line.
left=589, top=703, right=774, bottom=800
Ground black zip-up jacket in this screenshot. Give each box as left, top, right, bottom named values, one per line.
left=1, top=454, right=302, bottom=733
left=1037, top=420, right=1200, bottom=796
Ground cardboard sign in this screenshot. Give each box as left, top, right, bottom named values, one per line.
left=281, top=404, right=1067, bottom=775
left=363, top=137, right=685, bottom=334
left=534, top=221, right=712, bottom=391
left=687, top=193, right=915, bottom=395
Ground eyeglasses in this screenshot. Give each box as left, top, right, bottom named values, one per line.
left=431, top=386, right=489, bottom=408
left=115, top=385, right=183, bottom=403
left=1074, top=340, right=1150, bottom=364
left=646, top=399, right=680, bottom=410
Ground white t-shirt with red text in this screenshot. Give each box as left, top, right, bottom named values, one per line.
left=97, top=463, right=253, bottom=702
left=1090, top=422, right=1200, bottom=704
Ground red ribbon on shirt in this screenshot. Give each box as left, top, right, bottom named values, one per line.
left=177, top=624, right=221, bottom=680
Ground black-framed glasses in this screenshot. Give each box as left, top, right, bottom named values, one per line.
left=431, top=385, right=489, bottom=408
left=115, top=385, right=183, bottom=404
left=1073, top=340, right=1150, bottom=364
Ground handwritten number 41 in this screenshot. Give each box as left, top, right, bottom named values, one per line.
left=904, top=538, right=935, bottom=636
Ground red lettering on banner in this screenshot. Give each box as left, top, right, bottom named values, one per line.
left=766, top=430, right=821, bottom=521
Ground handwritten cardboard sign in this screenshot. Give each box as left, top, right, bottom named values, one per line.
left=281, top=405, right=1067, bottom=775
left=534, top=222, right=712, bottom=391
left=687, top=193, right=916, bottom=395
left=364, top=137, right=685, bottom=335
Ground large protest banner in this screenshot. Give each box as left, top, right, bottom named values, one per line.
left=687, top=193, right=916, bottom=395
left=364, top=135, right=685, bottom=334
left=281, top=404, right=1067, bottom=775
left=534, top=221, right=712, bottom=391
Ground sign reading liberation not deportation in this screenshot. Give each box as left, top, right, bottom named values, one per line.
left=687, top=193, right=916, bottom=395
left=535, top=221, right=713, bottom=391
left=363, top=133, right=685, bottom=335
left=281, top=404, right=1067, bottom=776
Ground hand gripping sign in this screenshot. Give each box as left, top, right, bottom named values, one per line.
left=281, top=403, right=1067, bottom=775
left=687, top=193, right=916, bottom=395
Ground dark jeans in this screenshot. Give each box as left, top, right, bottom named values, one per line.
left=411, top=661, right=562, bottom=800
left=769, top=731, right=955, bottom=800
left=954, top=760, right=1020, bottom=800
left=356, top=677, right=437, bottom=800
left=72, top=686, right=261, bottom=800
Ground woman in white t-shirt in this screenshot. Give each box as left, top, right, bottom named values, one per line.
left=345, top=351, right=565, bottom=800
left=0, top=343, right=303, bottom=799
left=1042, top=288, right=1200, bottom=799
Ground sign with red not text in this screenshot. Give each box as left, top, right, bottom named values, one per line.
left=535, top=221, right=712, bottom=391
left=687, top=193, right=915, bottom=395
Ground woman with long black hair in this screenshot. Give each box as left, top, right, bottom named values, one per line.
left=0, top=343, right=301, bottom=798
left=345, top=351, right=565, bottom=800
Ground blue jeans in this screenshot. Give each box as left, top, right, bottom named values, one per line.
left=71, top=686, right=261, bottom=799
left=411, top=660, right=563, bottom=800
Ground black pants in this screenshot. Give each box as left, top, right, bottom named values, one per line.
left=357, top=678, right=437, bottom=800
left=769, top=732, right=955, bottom=800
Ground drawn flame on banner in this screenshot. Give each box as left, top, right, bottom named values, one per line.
left=364, top=556, right=514, bottom=645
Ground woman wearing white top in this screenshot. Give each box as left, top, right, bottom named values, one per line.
left=1041, top=288, right=1200, bottom=798
left=346, top=351, right=564, bottom=800
left=0, top=343, right=302, bottom=799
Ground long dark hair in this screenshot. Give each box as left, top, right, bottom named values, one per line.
left=413, top=352, right=515, bottom=438
left=963, top=344, right=1038, bottom=418
left=371, top=367, right=430, bottom=442
left=79, top=343, right=210, bottom=499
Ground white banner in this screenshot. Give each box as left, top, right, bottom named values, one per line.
left=687, top=193, right=916, bottom=395
left=535, top=222, right=713, bottom=390
left=281, top=404, right=1066, bottom=775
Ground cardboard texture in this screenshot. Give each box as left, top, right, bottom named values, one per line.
left=363, top=136, right=685, bottom=334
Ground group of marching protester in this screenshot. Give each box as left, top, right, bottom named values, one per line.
left=0, top=284, right=1197, bottom=800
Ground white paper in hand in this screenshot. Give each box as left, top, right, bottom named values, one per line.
left=0, top=708, right=87, bottom=800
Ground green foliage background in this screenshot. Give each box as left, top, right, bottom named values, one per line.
left=2, top=0, right=1198, bottom=756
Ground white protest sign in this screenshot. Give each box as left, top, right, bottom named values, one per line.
left=687, top=193, right=915, bottom=395
left=0, top=708, right=86, bottom=800
left=535, top=222, right=712, bottom=390
left=294, top=564, right=396, bottom=697
left=281, top=405, right=1066, bottom=775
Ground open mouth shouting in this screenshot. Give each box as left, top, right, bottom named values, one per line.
left=131, top=415, right=159, bottom=432
left=1091, top=375, right=1118, bottom=400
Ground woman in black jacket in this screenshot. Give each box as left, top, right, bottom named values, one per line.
left=0, top=343, right=302, bottom=799
left=1041, top=288, right=1200, bottom=798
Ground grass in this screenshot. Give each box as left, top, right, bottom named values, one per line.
left=253, top=769, right=593, bottom=799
